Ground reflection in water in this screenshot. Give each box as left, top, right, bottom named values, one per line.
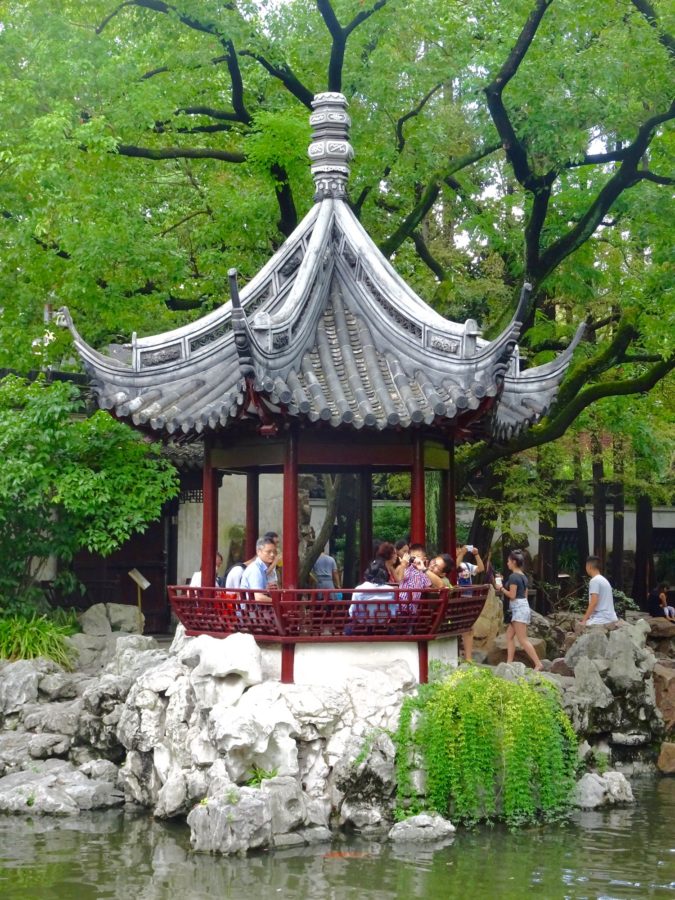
left=0, top=779, right=673, bottom=899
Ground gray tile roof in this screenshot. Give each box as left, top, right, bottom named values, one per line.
left=61, top=92, right=582, bottom=443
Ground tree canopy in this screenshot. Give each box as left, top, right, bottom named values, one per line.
left=0, top=0, right=673, bottom=482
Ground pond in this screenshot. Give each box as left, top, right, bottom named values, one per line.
left=0, top=777, right=673, bottom=899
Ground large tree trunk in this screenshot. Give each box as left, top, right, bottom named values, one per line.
left=611, top=435, right=625, bottom=590
left=467, top=464, right=503, bottom=567
left=591, top=431, right=606, bottom=568
left=572, top=444, right=589, bottom=576
left=298, top=475, right=342, bottom=587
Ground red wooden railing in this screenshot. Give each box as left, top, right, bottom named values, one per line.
left=168, top=585, right=490, bottom=643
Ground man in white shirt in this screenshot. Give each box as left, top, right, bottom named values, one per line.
left=581, top=556, right=618, bottom=627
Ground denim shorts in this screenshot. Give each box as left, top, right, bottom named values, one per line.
left=510, top=599, right=531, bottom=625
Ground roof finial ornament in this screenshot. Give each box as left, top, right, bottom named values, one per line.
left=308, top=92, right=354, bottom=201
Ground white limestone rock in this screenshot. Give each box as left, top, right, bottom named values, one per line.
left=116, top=683, right=167, bottom=752
left=0, top=659, right=40, bottom=714
left=118, top=749, right=162, bottom=807
left=155, top=769, right=188, bottom=819
left=184, top=633, right=262, bottom=710
left=388, top=813, right=456, bottom=843
left=0, top=731, right=34, bottom=776
left=573, top=771, right=635, bottom=809
left=79, top=604, right=112, bottom=636
left=187, top=786, right=272, bottom=855
left=38, top=672, right=84, bottom=701
left=259, top=775, right=307, bottom=835
left=0, top=759, right=124, bottom=815
left=29, top=732, right=71, bottom=759
left=106, top=602, right=144, bottom=634
left=78, top=759, right=119, bottom=783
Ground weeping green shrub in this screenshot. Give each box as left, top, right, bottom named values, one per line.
left=0, top=615, right=78, bottom=670
left=394, top=666, right=577, bottom=827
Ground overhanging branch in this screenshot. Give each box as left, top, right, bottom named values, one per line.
left=117, top=144, right=246, bottom=162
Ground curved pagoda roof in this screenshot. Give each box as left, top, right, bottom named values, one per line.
left=63, top=92, right=583, bottom=441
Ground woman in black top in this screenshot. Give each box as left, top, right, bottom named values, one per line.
left=496, top=549, right=542, bottom=671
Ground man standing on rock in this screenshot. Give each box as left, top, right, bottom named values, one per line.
left=581, top=556, right=618, bottom=628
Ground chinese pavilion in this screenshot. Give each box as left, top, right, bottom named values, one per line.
left=63, top=93, right=583, bottom=683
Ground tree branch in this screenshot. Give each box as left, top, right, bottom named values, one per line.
left=343, top=0, right=389, bottom=36
left=97, top=0, right=233, bottom=38
left=271, top=163, right=298, bottom=236
left=395, top=82, right=443, bottom=153
left=629, top=0, right=675, bottom=60
left=460, top=355, right=675, bottom=484
left=98, top=2, right=250, bottom=124
left=379, top=141, right=500, bottom=257
left=484, top=0, right=554, bottom=190
left=410, top=231, right=448, bottom=282
left=176, top=106, right=243, bottom=122
left=352, top=83, right=444, bottom=216
left=566, top=147, right=631, bottom=168
left=555, top=315, right=639, bottom=412
left=634, top=170, right=675, bottom=186
left=116, top=144, right=246, bottom=162
left=536, top=99, right=675, bottom=280
left=316, top=0, right=389, bottom=91
left=141, top=54, right=229, bottom=80
left=238, top=50, right=314, bottom=108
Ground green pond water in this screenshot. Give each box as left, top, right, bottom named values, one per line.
left=0, top=777, right=673, bottom=899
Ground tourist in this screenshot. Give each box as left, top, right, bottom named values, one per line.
left=225, top=559, right=246, bottom=590
left=429, top=553, right=478, bottom=662
left=311, top=549, right=341, bottom=599
left=240, top=537, right=277, bottom=601
left=649, top=583, right=674, bottom=621
left=189, top=551, right=225, bottom=588
left=398, top=545, right=445, bottom=615
left=348, top=560, right=396, bottom=627
left=263, top=531, right=282, bottom=588
left=395, top=538, right=410, bottom=561
left=496, top=549, right=542, bottom=670
left=375, top=541, right=406, bottom=584
left=455, top=544, right=485, bottom=587
left=581, top=556, right=618, bottom=628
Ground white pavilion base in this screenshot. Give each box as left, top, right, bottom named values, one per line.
left=259, top=636, right=458, bottom=684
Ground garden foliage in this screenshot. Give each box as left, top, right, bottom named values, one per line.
left=0, top=614, right=78, bottom=670
left=0, top=375, right=179, bottom=612
left=395, top=666, right=578, bottom=827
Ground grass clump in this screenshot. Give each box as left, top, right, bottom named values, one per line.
left=394, top=666, right=577, bottom=828
left=0, top=614, right=77, bottom=670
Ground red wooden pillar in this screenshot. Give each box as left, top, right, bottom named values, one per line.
left=359, top=467, right=373, bottom=577
left=410, top=432, right=426, bottom=546
left=418, top=641, right=429, bottom=683
left=245, top=471, right=259, bottom=560
left=200, top=437, right=218, bottom=588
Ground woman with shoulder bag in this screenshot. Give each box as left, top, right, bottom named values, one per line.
left=496, top=549, right=542, bottom=671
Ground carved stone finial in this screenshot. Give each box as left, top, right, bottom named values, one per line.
left=308, top=92, right=354, bottom=201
